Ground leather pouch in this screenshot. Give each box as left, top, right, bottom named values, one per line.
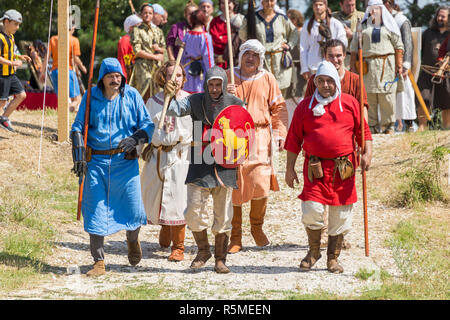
left=308, top=156, right=323, bottom=183
left=335, top=156, right=354, bottom=180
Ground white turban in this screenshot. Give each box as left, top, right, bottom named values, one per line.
left=362, top=0, right=401, bottom=36
left=255, top=1, right=285, bottom=15
left=309, top=61, right=342, bottom=115
left=152, top=4, right=165, bottom=16
left=238, top=39, right=266, bottom=71
left=124, top=14, right=142, bottom=33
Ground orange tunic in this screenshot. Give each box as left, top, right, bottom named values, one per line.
left=227, top=68, right=287, bottom=205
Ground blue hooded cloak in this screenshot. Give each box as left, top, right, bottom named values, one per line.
left=71, top=58, right=154, bottom=236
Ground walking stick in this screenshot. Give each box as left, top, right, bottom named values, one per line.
left=224, top=0, right=234, bottom=85
left=357, top=20, right=369, bottom=257
left=158, top=38, right=186, bottom=129
left=408, top=70, right=431, bottom=121
left=128, top=0, right=137, bottom=15
left=77, top=0, right=100, bottom=221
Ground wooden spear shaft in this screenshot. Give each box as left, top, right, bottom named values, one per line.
left=408, top=70, right=431, bottom=121
left=77, top=0, right=100, bottom=221
left=158, top=39, right=186, bottom=129
left=224, top=0, right=234, bottom=85
left=357, top=20, right=369, bottom=257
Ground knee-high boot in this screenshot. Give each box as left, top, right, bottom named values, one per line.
left=159, top=225, right=171, bottom=248
left=299, top=227, right=322, bottom=271
left=327, top=234, right=344, bottom=273
left=249, top=198, right=269, bottom=246
left=168, top=225, right=185, bottom=262
left=228, top=206, right=242, bottom=253
left=214, top=233, right=230, bottom=273
left=190, top=229, right=212, bottom=269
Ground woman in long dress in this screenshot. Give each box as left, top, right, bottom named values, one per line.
left=140, top=61, right=192, bottom=261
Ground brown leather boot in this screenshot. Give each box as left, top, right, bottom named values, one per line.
left=228, top=206, right=243, bottom=253
left=327, top=234, right=344, bottom=274
left=299, top=228, right=322, bottom=271
left=190, top=229, right=212, bottom=269
left=159, top=225, right=171, bottom=248
left=86, top=260, right=106, bottom=277
left=214, top=233, right=230, bottom=273
left=249, top=198, right=269, bottom=247
left=168, top=225, right=185, bottom=262
left=127, top=239, right=142, bottom=266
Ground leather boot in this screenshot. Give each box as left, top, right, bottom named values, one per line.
left=168, top=225, right=185, bottom=262
left=127, top=239, right=142, bottom=266
left=190, top=229, right=212, bottom=269
left=228, top=206, right=242, bottom=253
left=299, top=228, right=322, bottom=271
left=249, top=198, right=269, bottom=247
left=214, top=233, right=230, bottom=273
left=327, top=234, right=344, bottom=274
left=86, top=260, right=106, bottom=277
left=159, top=225, right=171, bottom=248
left=320, top=227, right=328, bottom=248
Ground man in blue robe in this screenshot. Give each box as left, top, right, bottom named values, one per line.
left=71, top=57, right=154, bottom=276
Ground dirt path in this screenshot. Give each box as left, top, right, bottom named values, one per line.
left=3, top=120, right=411, bottom=299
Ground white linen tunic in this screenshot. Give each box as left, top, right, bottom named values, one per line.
left=299, top=17, right=348, bottom=74
left=140, top=91, right=192, bottom=225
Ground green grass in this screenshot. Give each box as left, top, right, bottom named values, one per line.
left=359, top=214, right=449, bottom=300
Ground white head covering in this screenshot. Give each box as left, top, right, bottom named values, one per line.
left=255, top=0, right=285, bottom=15
left=124, top=14, right=142, bottom=33
left=152, top=3, right=165, bottom=16
left=238, top=39, right=266, bottom=71
left=309, top=61, right=342, bottom=115
left=362, top=0, right=401, bottom=36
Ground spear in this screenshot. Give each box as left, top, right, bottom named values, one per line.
left=77, top=0, right=101, bottom=221
left=158, top=38, right=186, bottom=129
left=224, top=0, right=234, bottom=85
left=357, top=19, right=369, bottom=257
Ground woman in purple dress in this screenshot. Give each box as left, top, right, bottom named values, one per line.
left=166, top=1, right=198, bottom=61
left=181, top=9, right=215, bottom=93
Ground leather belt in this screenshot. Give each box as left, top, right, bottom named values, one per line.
left=254, top=122, right=270, bottom=128
left=265, top=49, right=284, bottom=74
left=363, top=53, right=394, bottom=82
left=142, top=142, right=182, bottom=182
left=86, top=146, right=123, bottom=161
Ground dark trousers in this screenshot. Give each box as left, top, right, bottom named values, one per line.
left=89, top=227, right=141, bottom=262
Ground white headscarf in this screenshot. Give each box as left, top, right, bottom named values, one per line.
left=238, top=39, right=266, bottom=71
left=309, top=61, right=342, bottom=115
left=255, top=0, right=286, bottom=15
left=124, top=14, right=142, bottom=33
left=362, top=0, right=401, bottom=36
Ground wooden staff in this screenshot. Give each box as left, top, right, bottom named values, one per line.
left=158, top=38, right=186, bottom=129
left=224, top=0, right=234, bottom=85
left=357, top=20, right=369, bottom=257
left=128, top=0, right=136, bottom=14
left=77, top=0, right=101, bottom=221
left=408, top=70, right=431, bottom=121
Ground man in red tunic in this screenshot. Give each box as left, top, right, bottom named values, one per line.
left=285, top=61, right=372, bottom=274
left=304, top=39, right=369, bottom=248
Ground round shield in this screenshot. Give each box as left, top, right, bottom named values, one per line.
left=210, top=105, right=255, bottom=168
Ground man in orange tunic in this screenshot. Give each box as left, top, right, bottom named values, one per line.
left=226, top=39, right=287, bottom=253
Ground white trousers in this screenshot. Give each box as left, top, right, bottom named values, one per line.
left=185, top=184, right=234, bottom=236
left=301, top=201, right=353, bottom=236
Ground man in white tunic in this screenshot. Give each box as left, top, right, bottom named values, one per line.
left=300, top=0, right=348, bottom=81
left=140, top=61, right=192, bottom=262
